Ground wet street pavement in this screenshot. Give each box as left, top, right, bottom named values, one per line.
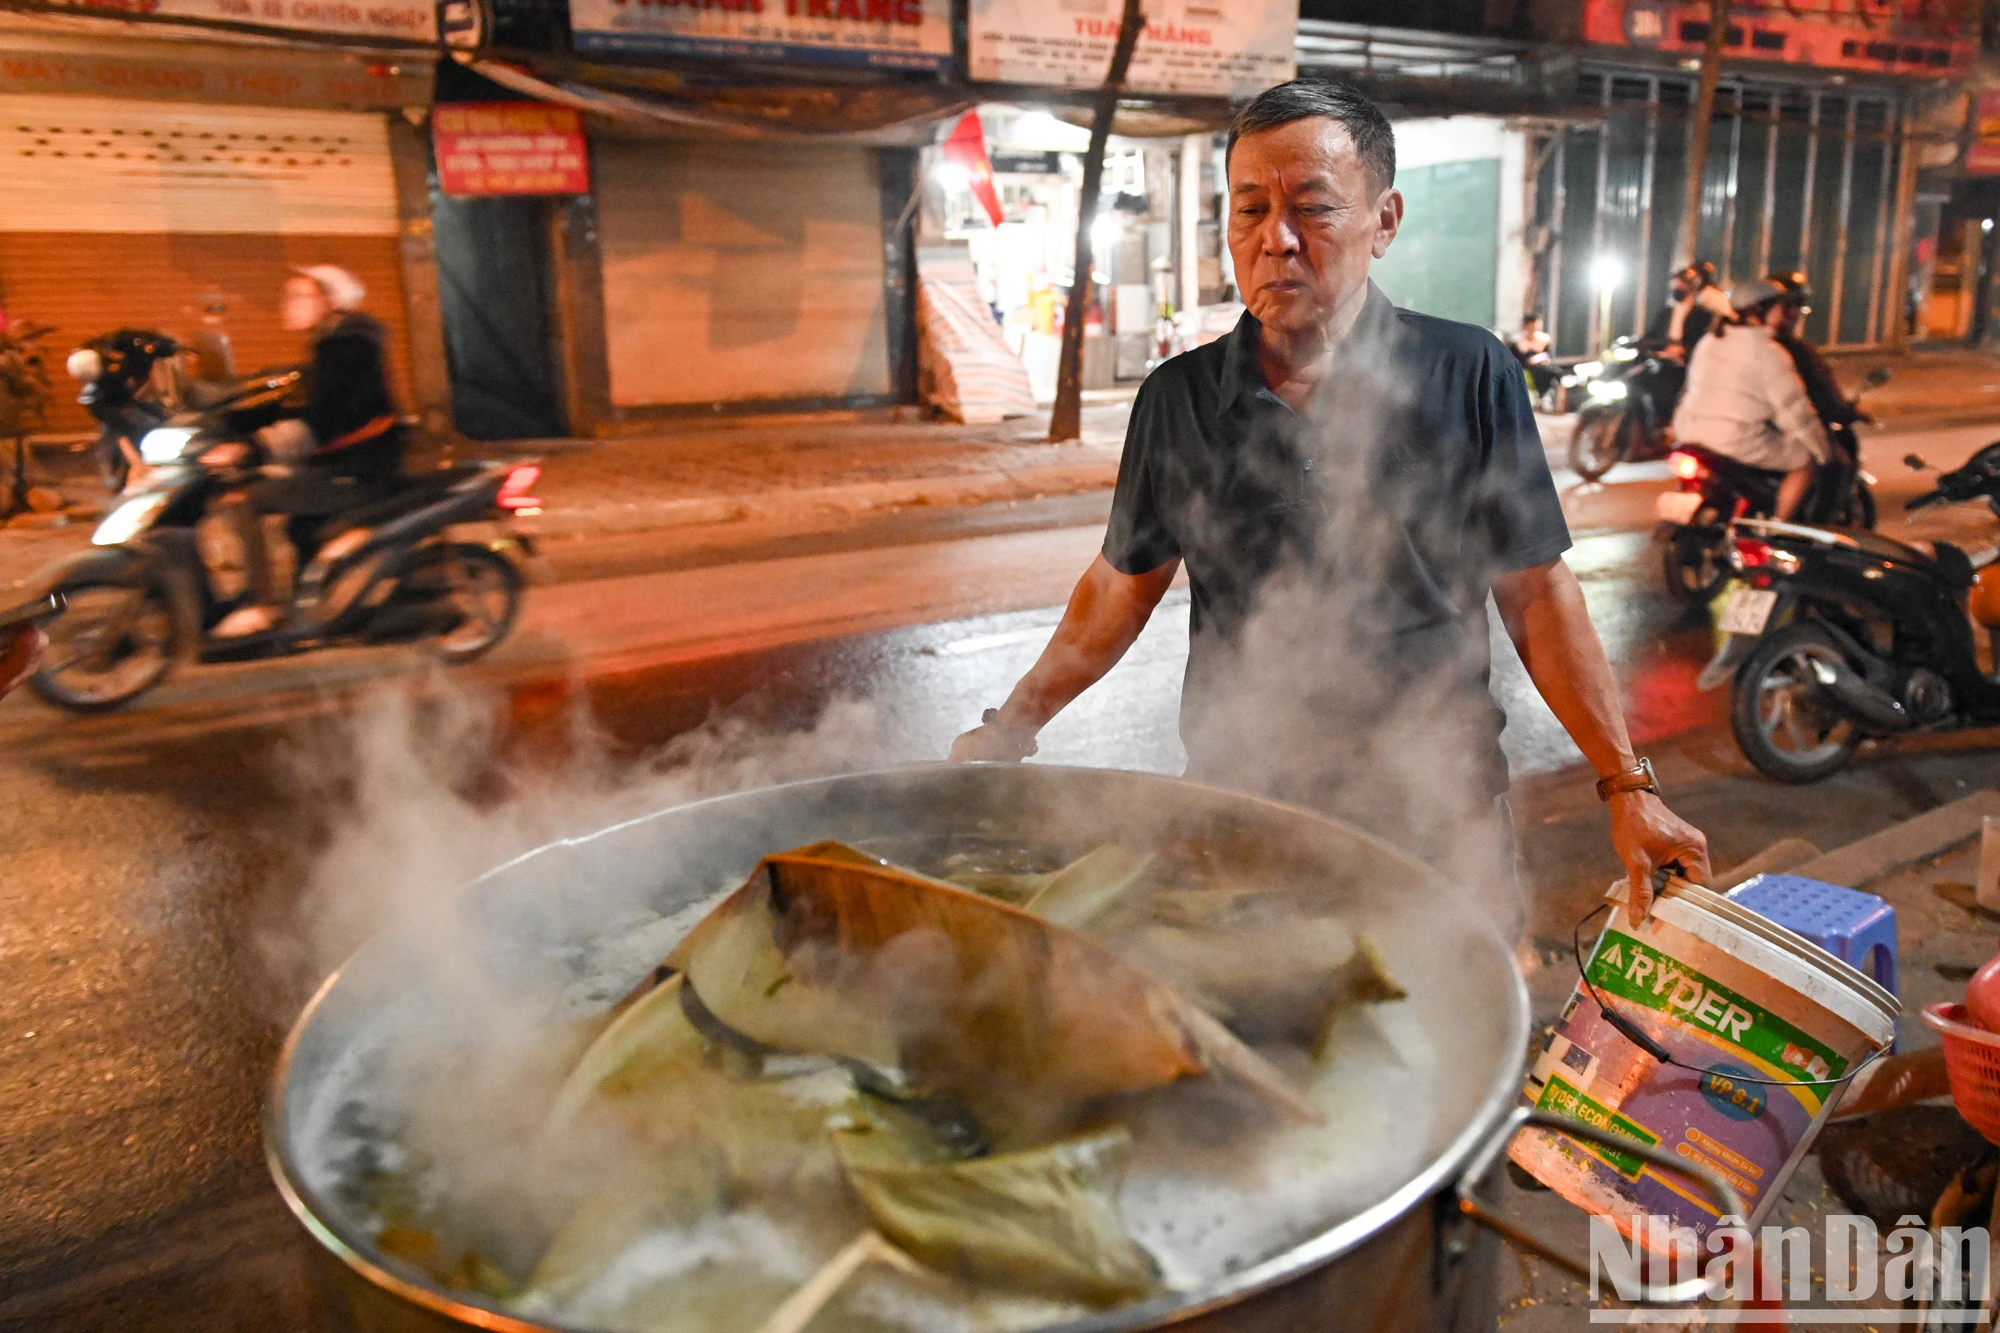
left=8, top=417, right=2000, bottom=1330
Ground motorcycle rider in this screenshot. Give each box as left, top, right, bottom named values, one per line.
left=1671, top=278, right=1830, bottom=522
left=1766, top=270, right=1858, bottom=432
left=1641, top=261, right=1729, bottom=365
left=215, top=265, right=407, bottom=637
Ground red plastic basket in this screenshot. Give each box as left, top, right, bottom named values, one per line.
left=1922, top=1002, right=2000, bottom=1144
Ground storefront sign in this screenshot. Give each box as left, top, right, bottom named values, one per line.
left=46, top=0, right=436, bottom=42
left=567, top=0, right=950, bottom=70
left=434, top=103, right=589, bottom=197
left=1968, top=90, right=2000, bottom=174
left=991, top=149, right=1062, bottom=174
left=968, top=0, right=1295, bottom=99
left=1584, top=0, right=1972, bottom=77
left=0, top=41, right=429, bottom=108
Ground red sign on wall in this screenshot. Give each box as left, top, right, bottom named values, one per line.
left=1582, top=0, right=1973, bottom=77
left=434, top=102, right=589, bottom=198
left=1968, top=91, right=2000, bottom=174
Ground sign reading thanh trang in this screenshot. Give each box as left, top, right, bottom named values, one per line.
left=967, top=0, right=1295, bottom=100
left=567, top=0, right=950, bottom=70
left=434, top=103, right=589, bottom=198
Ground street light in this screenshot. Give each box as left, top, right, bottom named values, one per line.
left=1592, top=255, right=1624, bottom=352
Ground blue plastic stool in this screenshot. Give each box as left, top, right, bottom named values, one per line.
left=1725, top=873, right=1898, bottom=997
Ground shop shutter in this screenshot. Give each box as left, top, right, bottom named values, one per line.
left=593, top=138, right=892, bottom=409
left=0, top=94, right=408, bottom=432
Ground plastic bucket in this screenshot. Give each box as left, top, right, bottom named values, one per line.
left=1510, top=879, right=1898, bottom=1247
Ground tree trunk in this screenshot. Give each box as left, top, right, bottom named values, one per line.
left=1676, top=0, right=1732, bottom=268
left=1047, top=0, right=1146, bottom=443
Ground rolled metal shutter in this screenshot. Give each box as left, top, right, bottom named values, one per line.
left=0, top=94, right=409, bottom=432
left=593, top=138, right=892, bottom=409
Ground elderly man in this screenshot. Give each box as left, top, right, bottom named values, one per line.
left=951, top=78, right=1708, bottom=916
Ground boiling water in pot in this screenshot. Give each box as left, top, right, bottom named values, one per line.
left=290, top=830, right=1441, bottom=1333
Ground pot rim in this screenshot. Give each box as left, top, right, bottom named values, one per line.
left=264, top=762, right=1533, bottom=1333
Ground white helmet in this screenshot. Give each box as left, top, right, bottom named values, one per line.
left=295, top=264, right=366, bottom=311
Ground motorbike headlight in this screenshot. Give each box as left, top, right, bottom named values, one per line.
left=1587, top=379, right=1629, bottom=401
left=1575, top=360, right=1604, bottom=379
left=1612, top=345, right=1639, bottom=362
left=66, top=348, right=102, bottom=383
left=92, top=492, right=169, bottom=547
left=138, top=427, right=197, bottom=464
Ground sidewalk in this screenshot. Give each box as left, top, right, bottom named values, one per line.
left=457, top=396, right=1133, bottom=541
left=1826, top=343, right=2000, bottom=428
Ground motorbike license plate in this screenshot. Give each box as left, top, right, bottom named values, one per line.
left=1717, top=587, right=1779, bottom=636
left=1655, top=491, right=1703, bottom=525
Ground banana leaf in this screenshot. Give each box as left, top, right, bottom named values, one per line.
left=1021, top=845, right=1154, bottom=930
left=945, top=844, right=1154, bottom=923
left=834, top=1121, right=1159, bottom=1306
left=529, top=973, right=870, bottom=1306
left=1117, top=906, right=1405, bottom=1051
left=520, top=1150, right=730, bottom=1305
left=666, top=846, right=1317, bottom=1144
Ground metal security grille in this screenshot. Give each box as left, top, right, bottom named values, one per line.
left=0, top=93, right=397, bottom=236
left=1533, top=69, right=1903, bottom=355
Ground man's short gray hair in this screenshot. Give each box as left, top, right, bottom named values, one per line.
left=1226, top=78, right=1397, bottom=197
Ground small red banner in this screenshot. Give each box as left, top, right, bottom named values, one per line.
left=434, top=102, right=589, bottom=198
left=1582, top=0, right=1973, bottom=77
left=1969, top=91, right=2000, bottom=174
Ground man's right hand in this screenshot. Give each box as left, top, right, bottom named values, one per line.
left=948, top=709, right=1038, bottom=763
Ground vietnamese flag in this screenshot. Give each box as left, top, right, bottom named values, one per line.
left=942, top=112, right=1004, bottom=228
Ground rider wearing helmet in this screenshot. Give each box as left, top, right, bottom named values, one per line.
left=1671, top=278, right=1830, bottom=522
left=215, top=265, right=407, bottom=637
left=1766, top=270, right=1857, bottom=431
left=1642, top=260, right=1727, bottom=364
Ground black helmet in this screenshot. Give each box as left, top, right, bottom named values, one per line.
left=1768, top=270, right=1812, bottom=305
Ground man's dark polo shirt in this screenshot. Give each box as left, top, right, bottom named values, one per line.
left=1103, top=283, right=1571, bottom=806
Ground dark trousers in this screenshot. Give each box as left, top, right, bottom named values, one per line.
left=247, top=468, right=398, bottom=563
left=237, top=467, right=398, bottom=602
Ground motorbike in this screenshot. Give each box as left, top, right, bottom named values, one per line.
left=1699, top=441, right=2000, bottom=783
left=27, top=371, right=542, bottom=712
left=1654, top=366, right=1890, bottom=605
left=1565, top=339, right=1683, bottom=481
left=65, top=329, right=184, bottom=493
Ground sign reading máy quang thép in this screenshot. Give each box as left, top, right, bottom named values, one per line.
left=46, top=0, right=436, bottom=42
left=567, top=0, right=950, bottom=71
left=968, top=0, right=1295, bottom=100
left=434, top=103, right=589, bottom=198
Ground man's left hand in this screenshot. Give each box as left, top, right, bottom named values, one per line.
left=1609, top=789, right=1710, bottom=916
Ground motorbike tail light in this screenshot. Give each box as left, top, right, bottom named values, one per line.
left=1732, top=537, right=1773, bottom=569
left=1669, top=451, right=1707, bottom=482
left=497, top=464, right=542, bottom=514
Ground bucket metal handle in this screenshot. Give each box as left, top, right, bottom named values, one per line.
left=1454, top=1105, right=1747, bottom=1304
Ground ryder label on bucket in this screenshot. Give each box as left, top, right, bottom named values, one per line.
left=1511, top=882, right=1897, bottom=1245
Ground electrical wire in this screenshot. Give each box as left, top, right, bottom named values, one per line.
left=1570, top=900, right=1885, bottom=1090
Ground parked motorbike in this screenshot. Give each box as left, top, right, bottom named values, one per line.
left=66, top=329, right=184, bottom=493
left=27, top=372, right=542, bottom=712
left=1699, top=442, right=2000, bottom=783
left=1655, top=367, right=1890, bottom=604
left=1565, top=340, right=1682, bottom=481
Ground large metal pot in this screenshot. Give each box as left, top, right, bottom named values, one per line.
left=264, top=764, right=1693, bottom=1332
